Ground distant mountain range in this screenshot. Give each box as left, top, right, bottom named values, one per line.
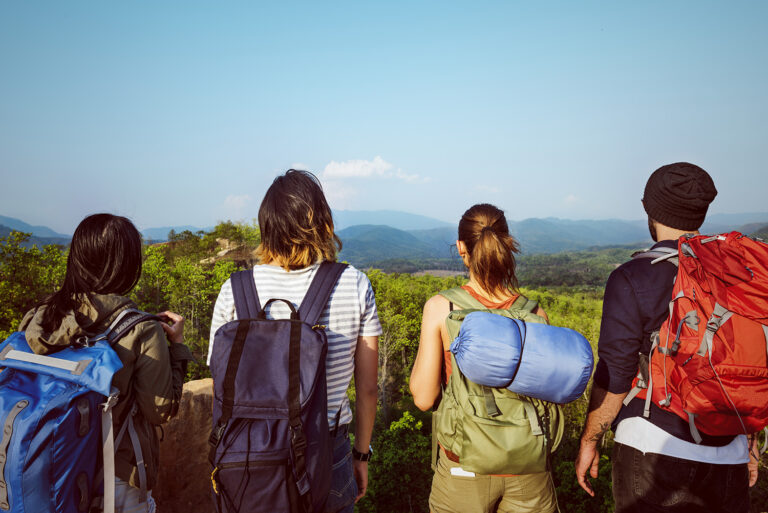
left=3, top=211, right=768, bottom=264
left=0, top=215, right=70, bottom=239
left=333, top=210, right=451, bottom=231
left=141, top=226, right=214, bottom=241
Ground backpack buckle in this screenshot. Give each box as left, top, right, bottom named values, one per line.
left=291, top=426, right=308, bottom=453
left=72, top=336, right=90, bottom=348
left=209, top=423, right=227, bottom=448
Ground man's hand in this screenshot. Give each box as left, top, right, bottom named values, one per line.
left=574, top=385, right=627, bottom=496
left=575, top=441, right=601, bottom=496
left=353, top=460, right=368, bottom=502
left=748, top=435, right=760, bottom=487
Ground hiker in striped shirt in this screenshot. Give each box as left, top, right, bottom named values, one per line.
left=208, top=169, right=381, bottom=513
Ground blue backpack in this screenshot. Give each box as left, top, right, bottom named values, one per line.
left=208, top=262, right=347, bottom=513
left=0, top=309, right=157, bottom=513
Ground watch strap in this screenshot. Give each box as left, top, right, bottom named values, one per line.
left=352, top=445, right=373, bottom=461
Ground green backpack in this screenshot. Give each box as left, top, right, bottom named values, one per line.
left=432, top=287, right=564, bottom=475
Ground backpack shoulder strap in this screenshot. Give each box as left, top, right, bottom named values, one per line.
left=439, top=287, right=486, bottom=310
left=103, top=309, right=161, bottom=347
left=298, top=262, right=348, bottom=325
left=631, top=247, right=679, bottom=266
left=230, top=269, right=261, bottom=319
left=509, top=295, right=538, bottom=314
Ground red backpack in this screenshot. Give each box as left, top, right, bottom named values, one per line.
left=626, top=232, right=768, bottom=442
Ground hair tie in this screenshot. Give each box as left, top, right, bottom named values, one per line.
left=481, top=226, right=494, bottom=234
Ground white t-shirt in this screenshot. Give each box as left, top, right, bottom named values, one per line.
left=208, top=263, right=382, bottom=426
left=614, top=417, right=749, bottom=464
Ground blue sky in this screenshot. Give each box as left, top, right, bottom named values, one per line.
left=1, top=1, right=767, bottom=234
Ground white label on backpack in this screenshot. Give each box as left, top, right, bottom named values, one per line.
left=450, top=467, right=476, bottom=477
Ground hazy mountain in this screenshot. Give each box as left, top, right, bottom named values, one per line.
left=0, top=215, right=69, bottom=238
left=0, top=224, right=71, bottom=247
left=5, top=209, right=768, bottom=267
left=333, top=210, right=451, bottom=231
left=338, top=218, right=652, bottom=268
left=407, top=227, right=458, bottom=257
left=701, top=212, right=768, bottom=233
left=141, top=226, right=212, bottom=241
left=509, top=218, right=651, bottom=253
left=337, top=225, right=437, bottom=266
left=742, top=224, right=768, bottom=239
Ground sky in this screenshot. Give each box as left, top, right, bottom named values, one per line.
left=1, top=1, right=767, bottom=234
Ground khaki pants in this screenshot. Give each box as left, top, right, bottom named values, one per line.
left=429, top=449, right=557, bottom=513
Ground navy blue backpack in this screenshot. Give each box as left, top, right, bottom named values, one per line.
left=208, top=262, right=347, bottom=513
left=0, top=309, right=157, bottom=513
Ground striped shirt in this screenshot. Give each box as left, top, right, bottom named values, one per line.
left=207, top=263, right=382, bottom=426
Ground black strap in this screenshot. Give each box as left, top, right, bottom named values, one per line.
left=208, top=319, right=252, bottom=464
left=287, top=313, right=312, bottom=508
left=231, top=270, right=262, bottom=319
left=297, top=262, right=348, bottom=325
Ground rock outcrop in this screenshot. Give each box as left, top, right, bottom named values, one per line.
left=155, top=378, right=215, bottom=513
left=200, top=238, right=259, bottom=267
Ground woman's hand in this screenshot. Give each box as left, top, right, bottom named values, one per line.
left=158, top=311, right=185, bottom=345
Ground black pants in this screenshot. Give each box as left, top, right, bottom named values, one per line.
left=612, top=442, right=750, bottom=513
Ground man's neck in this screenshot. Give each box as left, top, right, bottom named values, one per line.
left=655, top=225, right=700, bottom=242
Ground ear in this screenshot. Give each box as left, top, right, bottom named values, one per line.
left=456, top=240, right=466, bottom=256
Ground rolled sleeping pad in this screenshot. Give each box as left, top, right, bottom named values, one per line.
left=448, top=312, right=525, bottom=388
left=450, top=311, right=594, bottom=404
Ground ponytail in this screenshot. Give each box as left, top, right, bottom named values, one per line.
left=458, top=204, right=519, bottom=296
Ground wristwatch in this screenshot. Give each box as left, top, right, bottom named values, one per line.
left=351, top=445, right=373, bottom=462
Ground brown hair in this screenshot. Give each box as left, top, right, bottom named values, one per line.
left=458, top=203, right=520, bottom=296
left=255, top=169, right=341, bottom=270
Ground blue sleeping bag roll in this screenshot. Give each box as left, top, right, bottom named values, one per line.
left=450, top=311, right=594, bottom=404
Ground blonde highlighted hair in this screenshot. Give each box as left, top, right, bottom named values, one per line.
left=255, top=169, right=341, bottom=270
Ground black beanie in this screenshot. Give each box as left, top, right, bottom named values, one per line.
left=642, top=162, right=718, bottom=231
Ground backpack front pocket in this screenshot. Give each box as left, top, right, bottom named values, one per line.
left=458, top=412, right=548, bottom=475
left=212, top=459, right=296, bottom=513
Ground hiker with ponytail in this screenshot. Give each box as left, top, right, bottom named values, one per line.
left=410, top=203, right=559, bottom=513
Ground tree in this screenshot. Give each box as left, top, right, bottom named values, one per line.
left=357, top=411, right=432, bottom=513
left=0, top=231, right=66, bottom=338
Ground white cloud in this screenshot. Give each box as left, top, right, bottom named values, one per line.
left=564, top=194, right=578, bottom=204
left=224, top=194, right=252, bottom=209
left=322, top=156, right=428, bottom=183
left=290, top=162, right=310, bottom=171
left=323, top=156, right=393, bottom=178
left=396, top=169, right=429, bottom=183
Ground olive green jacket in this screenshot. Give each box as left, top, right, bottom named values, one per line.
left=20, top=294, right=193, bottom=490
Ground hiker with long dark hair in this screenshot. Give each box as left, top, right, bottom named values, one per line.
left=18, top=213, right=193, bottom=513
left=410, top=203, right=560, bottom=513
left=208, top=169, right=381, bottom=513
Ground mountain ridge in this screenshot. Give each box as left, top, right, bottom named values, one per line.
left=3, top=211, right=768, bottom=265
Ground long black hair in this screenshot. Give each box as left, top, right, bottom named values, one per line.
left=39, top=213, right=143, bottom=332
